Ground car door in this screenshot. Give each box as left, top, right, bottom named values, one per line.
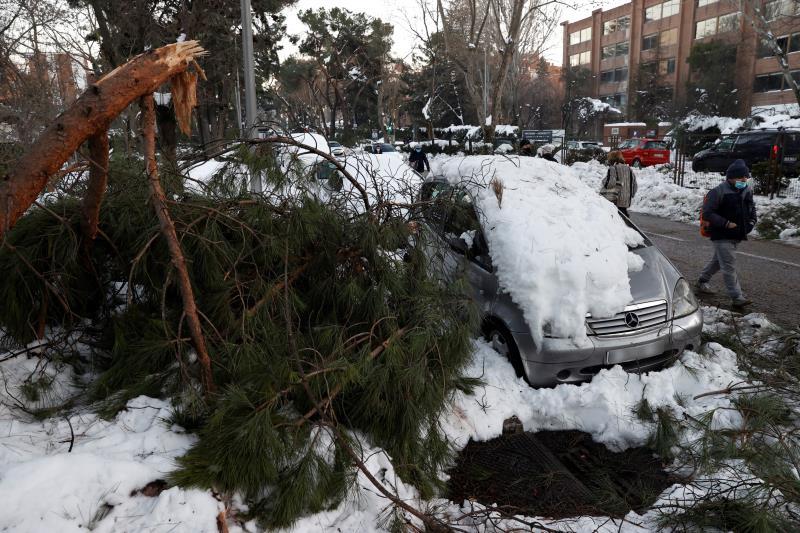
left=643, top=141, right=669, bottom=166
left=783, top=132, right=800, bottom=175
left=734, top=132, right=774, bottom=167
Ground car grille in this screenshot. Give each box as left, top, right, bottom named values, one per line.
left=587, top=300, right=668, bottom=336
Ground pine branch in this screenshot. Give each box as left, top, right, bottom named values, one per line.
left=141, top=94, right=216, bottom=397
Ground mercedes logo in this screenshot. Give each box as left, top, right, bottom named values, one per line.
left=624, top=312, right=640, bottom=328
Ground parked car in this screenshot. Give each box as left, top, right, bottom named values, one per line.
left=360, top=142, right=397, bottom=154
left=618, top=138, right=670, bottom=168
left=691, top=129, right=800, bottom=176
left=565, top=140, right=606, bottom=163
left=566, top=140, right=603, bottom=150
left=327, top=140, right=345, bottom=157
left=417, top=176, right=702, bottom=388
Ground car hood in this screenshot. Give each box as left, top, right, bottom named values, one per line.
left=694, top=148, right=713, bottom=160
left=628, top=244, right=679, bottom=304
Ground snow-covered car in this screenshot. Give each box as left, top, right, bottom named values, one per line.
left=418, top=156, right=702, bottom=387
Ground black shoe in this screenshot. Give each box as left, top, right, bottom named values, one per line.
left=732, top=297, right=752, bottom=308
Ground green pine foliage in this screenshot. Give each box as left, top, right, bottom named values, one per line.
left=0, top=151, right=478, bottom=526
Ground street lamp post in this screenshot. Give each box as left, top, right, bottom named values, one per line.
left=240, top=0, right=261, bottom=193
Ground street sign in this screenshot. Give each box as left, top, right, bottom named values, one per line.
left=371, top=129, right=379, bottom=140
left=522, top=130, right=552, bottom=143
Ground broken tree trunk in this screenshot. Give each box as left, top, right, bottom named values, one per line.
left=81, top=132, right=109, bottom=244
left=141, top=94, right=216, bottom=397
left=0, top=41, right=206, bottom=237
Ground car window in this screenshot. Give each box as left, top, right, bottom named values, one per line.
left=380, top=143, right=396, bottom=152
left=644, top=141, right=667, bottom=150
left=735, top=132, right=774, bottom=147
left=618, top=139, right=639, bottom=149
left=785, top=132, right=800, bottom=153
left=715, top=136, right=736, bottom=152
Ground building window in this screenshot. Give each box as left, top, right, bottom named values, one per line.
left=603, top=17, right=631, bottom=35
left=717, top=12, right=741, bottom=33
left=571, top=51, right=591, bottom=66
left=641, top=62, right=657, bottom=75
left=659, top=58, right=676, bottom=75
left=791, top=32, right=800, bottom=53
left=570, top=28, right=591, bottom=45
left=695, top=18, right=716, bottom=39
left=660, top=28, right=678, bottom=47
left=644, top=0, right=680, bottom=22
left=698, top=0, right=718, bottom=6
left=643, top=33, right=659, bottom=50
left=662, top=0, right=680, bottom=17
left=754, top=72, right=786, bottom=92
left=645, top=4, right=661, bottom=22
left=600, top=67, right=628, bottom=83
left=602, top=41, right=630, bottom=60
left=765, top=0, right=800, bottom=21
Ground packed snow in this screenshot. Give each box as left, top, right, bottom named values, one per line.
left=1, top=306, right=779, bottom=532
left=432, top=155, right=644, bottom=344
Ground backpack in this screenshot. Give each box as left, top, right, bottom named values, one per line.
left=599, top=167, right=620, bottom=203
left=699, top=192, right=712, bottom=238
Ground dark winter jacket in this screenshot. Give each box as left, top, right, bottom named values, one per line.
left=702, top=180, right=757, bottom=241
left=409, top=150, right=430, bottom=172
left=540, top=153, right=558, bottom=163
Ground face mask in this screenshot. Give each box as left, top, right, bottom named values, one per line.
left=734, top=181, right=747, bottom=190
left=415, top=148, right=421, bottom=152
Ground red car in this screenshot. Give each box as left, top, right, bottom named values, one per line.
left=618, top=138, right=671, bottom=168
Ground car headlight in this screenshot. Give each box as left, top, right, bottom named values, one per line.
left=672, top=278, right=699, bottom=318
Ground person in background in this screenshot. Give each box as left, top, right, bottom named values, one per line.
left=409, top=144, right=431, bottom=175
left=696, top=159, right=757, bottom=308
left=538, top=144, right=558, bottom=163
left=600, top=150, right=637, bottom=217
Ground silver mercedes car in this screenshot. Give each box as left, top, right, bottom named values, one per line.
left=418, top=177, right=703, bottom=387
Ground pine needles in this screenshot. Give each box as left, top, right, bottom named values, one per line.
left=0, top=148, right=477, bottom=527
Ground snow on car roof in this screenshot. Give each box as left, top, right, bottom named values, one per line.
left=432, top=155, right=644, bottom=345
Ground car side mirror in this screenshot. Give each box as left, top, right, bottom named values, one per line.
left=448, top=236, right=469, bottom=254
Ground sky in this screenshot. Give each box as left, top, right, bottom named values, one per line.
left=280, top=0, right=629, bottom=66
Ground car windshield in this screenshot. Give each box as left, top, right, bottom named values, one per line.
left=618, top=139, right=639, bottom=149
left=328, top=141, right=341, bottom=147
left=621, top=215, right=651, bottom=249
left=583, top=142, right=600, bottom=148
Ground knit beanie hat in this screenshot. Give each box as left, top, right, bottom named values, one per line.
left=726, top=159, right=750, bottom=180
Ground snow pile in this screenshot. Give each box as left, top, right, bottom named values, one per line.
left=680, top=114, right=745, bottom=134
left=432, top=156, right=644, bottom=343
left=681, top=112, right=800, bottom=134
left=580, top=97, right=621, bottom=116
left=0, top=356, right=220, bottom=532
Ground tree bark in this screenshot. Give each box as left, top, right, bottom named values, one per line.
left=81, top=132, right=109, bottom=243
left=0, top=41, right=206, bottom=237
left=141, top=94, right=216, bottom=397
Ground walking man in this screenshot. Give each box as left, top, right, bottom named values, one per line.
left=696, top=159, right=757, bottom=308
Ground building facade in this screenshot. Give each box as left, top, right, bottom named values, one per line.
left=561, top=0, right=800, bottom=118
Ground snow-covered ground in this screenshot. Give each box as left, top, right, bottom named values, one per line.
left=571, top=159, right=800, bottom=245
left=1, top=306, right=786, bottom=532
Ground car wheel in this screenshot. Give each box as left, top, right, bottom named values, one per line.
left=632, top=158, right=642, bottom=169
left=484, top=323, right=527, bottom=381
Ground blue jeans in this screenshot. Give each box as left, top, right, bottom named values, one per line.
left=699, top=240, right=743, bottom=300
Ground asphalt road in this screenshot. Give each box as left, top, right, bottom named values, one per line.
left=630, top=213, right=800, bottom=330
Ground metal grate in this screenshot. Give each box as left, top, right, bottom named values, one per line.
left=587, top=300, right=668, bottom=336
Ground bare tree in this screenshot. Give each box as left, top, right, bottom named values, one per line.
left=743, top=0, right=800, bottom=108
left=436, top=0, right=560, bottom=138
